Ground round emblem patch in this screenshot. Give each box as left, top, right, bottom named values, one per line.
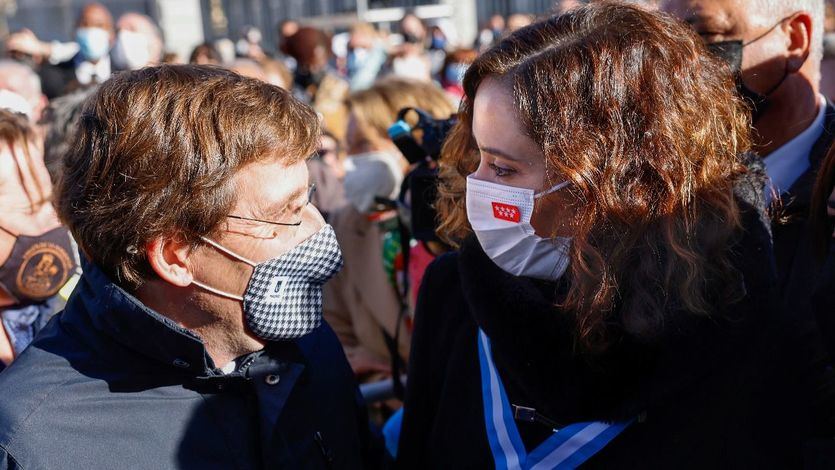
left=15, top=241, right=73, bottom=299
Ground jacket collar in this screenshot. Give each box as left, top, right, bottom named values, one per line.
left=66, top=257, right=215, bottom=375
left=781, top=99, right=835, bottom=217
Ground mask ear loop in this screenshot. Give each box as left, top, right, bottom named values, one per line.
left=742, top=16, right=790, bottom=48
left=533, top=178, right=572, bottom=241
left=191, top=279, right=245, bottom=301
left=534, top=180, right=570, bottom=199
left=741, top=14, right=806, bottom=98
left=190, top=236, right=257, bottom=302
left=200, top=236, right=258, bottom=266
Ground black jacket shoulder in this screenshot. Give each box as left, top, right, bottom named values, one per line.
left=397, top=187, right=835, bottom=468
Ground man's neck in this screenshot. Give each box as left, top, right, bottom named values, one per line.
left=136, top=283, right=265, bottom=369
left=754, top=83, right=820, bottom=156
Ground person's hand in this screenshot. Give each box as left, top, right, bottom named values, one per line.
left=6, top=29, right=50, bottom=58
left=345, top=347, right=391, bottom=376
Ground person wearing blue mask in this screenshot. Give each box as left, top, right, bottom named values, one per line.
left=439, top=48, right=476, bottom=102
left=396, top=4, right=835, bottom=467
left=38, top=2, right=114, bottom=99
left=345, top=22, right=387, bottom=91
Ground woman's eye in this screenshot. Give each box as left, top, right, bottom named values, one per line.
left=488, top=162, right=516, bottom=177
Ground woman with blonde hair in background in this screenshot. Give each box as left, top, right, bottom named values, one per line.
left=324, top=78, right=455, bottom=386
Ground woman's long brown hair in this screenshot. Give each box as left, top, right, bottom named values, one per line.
left=436, top=2, right=752, bottom=352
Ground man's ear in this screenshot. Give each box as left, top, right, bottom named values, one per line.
left=785, top=12, right=813, bottom=72
left=144, top=235, right=194, bottom=287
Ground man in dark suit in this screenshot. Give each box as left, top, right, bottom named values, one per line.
left=38, top=2, right=114, bottom=99
left=665, top=0, right=834, bottom=313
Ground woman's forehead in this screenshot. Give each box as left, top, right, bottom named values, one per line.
left=472, top=78, right=542, bottom=163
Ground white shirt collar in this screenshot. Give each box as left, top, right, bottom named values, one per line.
left=220, top=360, right=236, bottom=374
left=763, top=94, right=827, bottom=202
left=75, top=55, right=111, bottom=85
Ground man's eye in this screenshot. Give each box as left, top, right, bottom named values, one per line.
left=488, top=163, right=516, bottom=177
left=698, top=30, right=728, bottom=42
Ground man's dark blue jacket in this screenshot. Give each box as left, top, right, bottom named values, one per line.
left=0, top=260, right=374, bottom=469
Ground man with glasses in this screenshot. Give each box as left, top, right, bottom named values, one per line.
left=0, top=65, right=374, bottom=469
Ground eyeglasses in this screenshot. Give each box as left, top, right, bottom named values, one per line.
left=226, top=183, right=317, bottom=227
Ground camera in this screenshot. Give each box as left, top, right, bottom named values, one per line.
left=388, top=107, right=457, bottom=243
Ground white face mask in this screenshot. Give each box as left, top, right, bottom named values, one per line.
left=391, top=55, right=430, bottom=81
left=111, top=30, right=151, bottom=71
left=466, top=174, right=571, bottom=281
left=343, top=152, right=404, bottom=212
left=0, top=90, right=33, bottom=118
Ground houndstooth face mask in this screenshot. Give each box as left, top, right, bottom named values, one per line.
left=193, top=224, right=344, bottom=341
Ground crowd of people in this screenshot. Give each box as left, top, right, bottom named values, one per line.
left=0, top=0, right=832, bottom=468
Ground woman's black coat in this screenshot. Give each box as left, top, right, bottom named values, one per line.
left=397, top=195, right=835, bottom=469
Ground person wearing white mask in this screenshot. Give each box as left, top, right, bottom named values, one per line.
left=0, top=60, right=47, bottom=122
left=388, top=14, right=432, bottom=82
left=340, top=84, right=408, bottom=214
left=324, top=78, right=454, bottom=385
left=7, top=8, right=161, bottom=87
left=346, top=23, right=387, bottom=91
left=111, top=13, right=163, bottom=71
left=396, top=4, right=835, bottom=467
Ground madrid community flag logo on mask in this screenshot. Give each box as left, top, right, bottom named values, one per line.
left=491, top=202, right=521, bottom=223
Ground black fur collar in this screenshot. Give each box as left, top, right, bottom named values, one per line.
left=455, top=235, right=743, bottom=423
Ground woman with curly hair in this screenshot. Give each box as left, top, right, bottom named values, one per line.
left=397, top=2, right=835, bottom=467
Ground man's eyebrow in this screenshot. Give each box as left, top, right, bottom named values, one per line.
left=684, top=13, right=710, bottom=28
left=255, top=185, right=308, bottom=220
left=479, top=146, right=525, bottom=163
left=686, top=12, right=730, bottom=32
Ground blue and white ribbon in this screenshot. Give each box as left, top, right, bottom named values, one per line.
left=478, top=329, right=632, bottom=469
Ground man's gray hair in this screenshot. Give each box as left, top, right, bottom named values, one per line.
left=755, top=0, right=825, bottom=71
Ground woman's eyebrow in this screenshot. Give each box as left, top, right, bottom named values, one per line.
left=479, top=146, right=524, bottom=163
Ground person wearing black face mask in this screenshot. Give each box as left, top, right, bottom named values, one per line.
left=665, top=0, right=835, bottom=329
left=706, top=16, right=804, bottom=123
left=0, top=110, right=79, bottom=372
